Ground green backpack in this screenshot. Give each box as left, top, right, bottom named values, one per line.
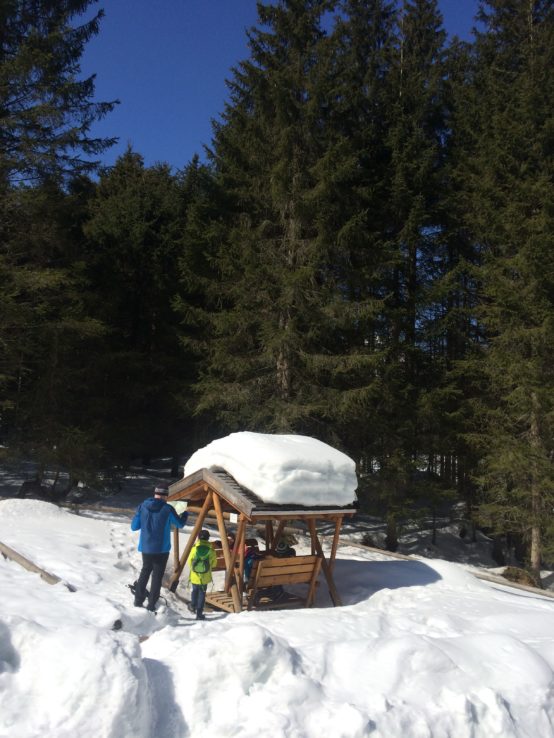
left=191, top=543, right=211, bottom=574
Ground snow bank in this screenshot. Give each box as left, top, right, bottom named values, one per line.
left=143, top=621, right=369, bottom=738
left=2, top=497, right=554, bottom=738
left=184, top=432, right=358, bottom=506
left=0, top=614, right=151, bottom=738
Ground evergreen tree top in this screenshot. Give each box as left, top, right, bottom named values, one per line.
left=0, top=0, right=117, bottom=185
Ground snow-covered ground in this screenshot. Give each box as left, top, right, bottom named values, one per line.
left=1, top=495, right=553, bottom=738
left=1, top=437, right=553, bottom=738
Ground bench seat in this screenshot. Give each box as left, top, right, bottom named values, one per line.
left=204, top=552, right=322, bottom=613
left=246, top=554, right=321, bottom=610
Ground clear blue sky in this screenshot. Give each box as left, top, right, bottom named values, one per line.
left=81, top=1, right=480, bottom=171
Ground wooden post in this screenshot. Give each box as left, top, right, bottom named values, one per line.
left=225, top=517, right=246, bottom=612
left=329, top=515, right=343, bottom=573
left=305, top=557, right=322, bottom=607
left=308, top=518, right=317, bottom=555
left=225, top=529, right=241, bottom=593
left=265, top=520, right=274, bottom=550
left=172, top=526, right=180, bottom=572
left=272, top=519, right=287, bottom=549
left=312, top=529, right=342, bottom=607
left=238, top=516, right=246, bottom=594
left=213, top=494, right=242, bottom=613
left=168, top=491, right=213, bottom=592
left=212, top=494, right=230, bottom=563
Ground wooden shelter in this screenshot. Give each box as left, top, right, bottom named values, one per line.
left=166, top=468, right=357, bottom=613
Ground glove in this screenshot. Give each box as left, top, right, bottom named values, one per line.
left=179, top=511, right=188, bottom=524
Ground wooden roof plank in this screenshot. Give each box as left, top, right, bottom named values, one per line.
left=168, top=468, right=357, bottom=520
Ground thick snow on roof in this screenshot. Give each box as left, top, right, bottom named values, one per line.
left=183, top=432, right=358, bottom=506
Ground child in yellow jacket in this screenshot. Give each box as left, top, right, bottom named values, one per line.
left=187, top=529, right=217, bottom=620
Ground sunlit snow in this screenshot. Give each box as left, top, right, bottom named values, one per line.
left=1, top=494, right=553, bottom=738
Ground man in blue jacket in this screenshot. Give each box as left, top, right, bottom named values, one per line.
left=131, top=484, right=188, bottom=611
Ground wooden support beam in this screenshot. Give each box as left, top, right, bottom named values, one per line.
left=185, top=506, right=236, bottom=520
left=168, top=490, right=213, bottom=592
left=212, top=494, right=230, bottom=564
left=252, top=511, right=356, bottom=520
left=308, top=518, right=317, bottom=556
left=272, top=519, right=287, bottom=549
left=238, top=517, right=246, bottom=598
left=312, top=528, right=342, bottom=607
left=213, top=493, right=241, bottom=613
left=306, top=557, right=322, bottom=607
left=329, top=515, right=343, bottom=573
left=224, top=528, right=241, bottom=593
left=172, top=526, right=180, bottom=572
left=224, top=517, right=246, bottom=611
left=265, top=520, right=274, bottom=551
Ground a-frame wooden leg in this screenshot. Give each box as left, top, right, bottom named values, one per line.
left=225, top=517, right=246, bottom=612
left=329, top=515, right=343, bottom=574
left=168, top=491, right=213, bottom=592
left=213, top=494, right=241, bottom=613
left=306, top=557, right=322, bottom=607
left=311, top=523, right=342, bottom=607
left=172, top=526, right=180, bottom=571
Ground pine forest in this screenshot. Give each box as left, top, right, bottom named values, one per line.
left=1, top=1, right=553, bottom=582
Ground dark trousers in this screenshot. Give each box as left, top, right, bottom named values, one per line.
left=190, top=583, right=208, bottom=615
left=135, top=552, right=169, bottom=609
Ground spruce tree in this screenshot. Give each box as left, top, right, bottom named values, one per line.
left=0, top=178, right=108, bottom=488
left=83, top=150, right=188, bottom=463
left=0, top=0, right=116, bottom=183
left=311, top=0, right=397, bottom=467
left=460, top=0, right=554, bottom=579
left=0, top=1, right=115, bottom=484
left=364, top=0, right=449, bottom=543
left=195, top=0, right=340, bottom=436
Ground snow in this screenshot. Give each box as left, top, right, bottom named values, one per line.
left=1, top=497, right=554, bottom=738
left=183, top=432, right=358, bottom=506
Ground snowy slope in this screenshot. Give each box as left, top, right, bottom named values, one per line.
left=0, top=498, right=553, bottom=738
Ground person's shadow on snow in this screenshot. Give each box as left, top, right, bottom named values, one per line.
left=328, top=558, right=442, bottom=606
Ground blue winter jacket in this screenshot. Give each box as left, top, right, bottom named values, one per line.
left=131, top=497, right=187, bottom=554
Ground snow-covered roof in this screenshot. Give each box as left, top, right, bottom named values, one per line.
left=183, top=432, right=358, bottom=507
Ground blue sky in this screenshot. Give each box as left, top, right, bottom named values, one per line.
left=81, top=1, right=480, bottom=171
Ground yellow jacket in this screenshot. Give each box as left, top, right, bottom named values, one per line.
left=187, top=540, right=217, bottom=585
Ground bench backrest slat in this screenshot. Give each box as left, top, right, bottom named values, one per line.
left=256, top=571, right=319, bottom=587
left=246, top=554, right=322, bottom=609
left=252, top=556, right=319, bottom=585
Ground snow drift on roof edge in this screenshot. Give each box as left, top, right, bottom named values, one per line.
left=183, top=432, right=358, bottom=507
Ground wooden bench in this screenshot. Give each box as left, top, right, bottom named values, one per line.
left=245, top=554, right=322, bottom=610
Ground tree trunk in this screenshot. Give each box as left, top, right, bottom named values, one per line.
left=529, top=392, right=543, bottom=586
left=385, top=514, right=398, bottom=552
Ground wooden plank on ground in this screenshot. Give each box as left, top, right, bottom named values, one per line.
left=205, top=591, right=236, bottom=613
left=0, top=540, right=72, bottom=588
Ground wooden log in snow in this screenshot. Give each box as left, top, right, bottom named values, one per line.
left=0, top=540, right=62, bottom=586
